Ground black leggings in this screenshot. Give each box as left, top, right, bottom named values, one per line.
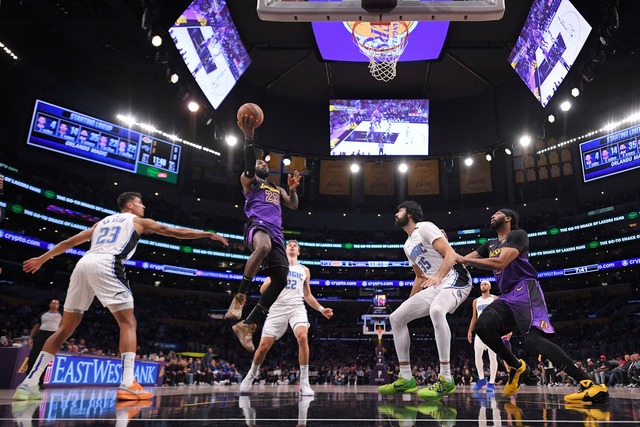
left=246, top=266, right=289, bottom=325
left=475, top=309, right=589, bottom=381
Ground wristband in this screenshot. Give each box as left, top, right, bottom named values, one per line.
left=318, top=306, right=325, bottom=312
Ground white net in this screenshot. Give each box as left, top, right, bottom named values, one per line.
left=352, top=21, right=409, bottom=82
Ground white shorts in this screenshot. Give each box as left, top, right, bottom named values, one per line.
left=65, top=254, right=134, bottom=313
left=474, top=334, right=491, bottom=353
left=415, top=273, right=472, bottom=313
left=261, top=304, right=309, bottom=340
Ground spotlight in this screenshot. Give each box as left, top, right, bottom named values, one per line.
left=225, top=135, right=238, bottom=146
left=148, top=30, right=162, bottom=47
left=519, top=135, right=531, bottom=147
left=167, top=69, right=179, bottom=84
left=283, top=155, right=292, bottom=166
left=264, top=151, right=271, bottom=162
left=398, top=162, right=408, bottom=173
left=571, top=86, right=581, bottom=97
left=464, top=156, right=473, bottom=166
left=504, top=147, right=512, bottom=156
left=485, top=153, right=492, bottom=162
left=187, top=101, right=200, bottom=112
left=547, top=114, right=556, bottom=123
left=560, top=101, right=572, bottom=112
left=350, top=163, right=360, bottom=173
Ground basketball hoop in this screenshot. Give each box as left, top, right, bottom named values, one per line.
left=352, top=21, right=409, bottom=82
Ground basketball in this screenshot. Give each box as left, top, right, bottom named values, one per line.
left=237, top=103, right=264, bottom=128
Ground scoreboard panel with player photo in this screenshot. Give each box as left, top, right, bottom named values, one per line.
left=579, top=123, right=640, bottom=183
left=27, top=100, right=181, bottom=184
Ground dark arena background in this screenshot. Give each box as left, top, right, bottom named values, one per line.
left=1, top=0, right=640, bottom=425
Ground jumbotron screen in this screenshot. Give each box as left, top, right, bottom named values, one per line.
left=330, top=99, right=429, bottom=156
left=27, top=100, right=181, bottom=183
left=579, top=123, right=640, bottom=183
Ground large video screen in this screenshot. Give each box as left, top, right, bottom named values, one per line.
left=508, top=0, right=591, bottom=107
left=313, top=21, right=448, bottom=62
left=580, top=123, right=640, bottom=183
left=330, top=99, right=429, bottom=156
left=27, top=100, right=181, bottom=183
left=169, top=0, right=251, bottom=109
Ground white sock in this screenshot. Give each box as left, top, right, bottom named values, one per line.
left=400, top=365, right=412, bottom=380
left=121, top=352, right=136, bottom=386
left=249, top=362, right=261, bottom=376
left=24, top=351, right=55, bottom=387
left=300, top=365, right=309, bottom=383
left=440, top=363, right=452, bottom=382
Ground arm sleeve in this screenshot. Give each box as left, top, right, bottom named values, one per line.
left=243, top=138, right=256, bottom=178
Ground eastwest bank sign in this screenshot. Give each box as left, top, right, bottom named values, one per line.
left=45, top=355, right=160, bottom=386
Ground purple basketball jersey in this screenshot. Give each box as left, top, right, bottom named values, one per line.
left=244, top=178, right=283, bottom=233
left=483, top=229, right=538, bottom=295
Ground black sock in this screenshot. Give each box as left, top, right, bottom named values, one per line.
left=245, top=304, right=268, bottom=325
left=238, top=276, right=253, bottom=295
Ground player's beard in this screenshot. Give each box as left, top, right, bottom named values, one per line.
left=490, top=216, right=505, bottom=230
left=256, top=169, right=269, bottom=179
left=395, top=214, right=409, bottom=228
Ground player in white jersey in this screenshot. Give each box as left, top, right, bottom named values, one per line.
left=468, top=280, right=498, bottom=393
left=378, top=201, right=472, bottom=400
left=13, top=192, right=228, bottom=401
left=240, top=240, right=333, bottom=396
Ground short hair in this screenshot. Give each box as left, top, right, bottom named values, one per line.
left=287, top=240, right=299, bottom=246
left=499, top=208, right=519, bottom=229
left=117, top=192, right=142, bottom=211
left=397, top=201, right=423, bottom=223
left=480, top=280, right=491, bottom=286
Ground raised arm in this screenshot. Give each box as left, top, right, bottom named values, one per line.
left=280, top=171, right=300, bottom=209
left=137, top=218, right=228, bottom=246
left=23, top=225, right=98, bottom=273
left=238, top=115, right=259, bottom=192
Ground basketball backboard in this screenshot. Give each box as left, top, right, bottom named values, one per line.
left=362, top=314, right=392, bottom=336
left=257, top=0, right=505, bottom=23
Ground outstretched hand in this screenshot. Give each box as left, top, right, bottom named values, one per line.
left=287, top=170, right=301, bottom=191
left=237, top=114, right=256, bottom=139
left=24, top=257, right=45, bottom=274
left=210, top=233, right=229, bottom=246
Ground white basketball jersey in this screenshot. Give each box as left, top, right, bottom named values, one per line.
left=86, top=212, right=140, bottom=260
left=476, top=295, right=496, bottom=317
left=273, top=264, right=306, bottom=307
left=404, top=221, right=454, bottom=279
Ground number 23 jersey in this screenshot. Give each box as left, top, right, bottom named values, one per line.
left=86, top=212, right=140, bottom=260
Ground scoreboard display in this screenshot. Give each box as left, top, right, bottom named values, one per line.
left=579, top=123, right=640, bottom=183
left=27, top=100, right=181, bottom=184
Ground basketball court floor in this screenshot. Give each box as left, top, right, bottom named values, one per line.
left=2, top=384, right=638, bottom=426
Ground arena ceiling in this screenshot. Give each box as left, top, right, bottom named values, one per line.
left=1, top=0, right=639, bottom=157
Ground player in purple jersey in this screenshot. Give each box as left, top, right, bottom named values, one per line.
left=228, top=113, right=301, bottom=353
left=457, top=209, right=609, bottom=405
